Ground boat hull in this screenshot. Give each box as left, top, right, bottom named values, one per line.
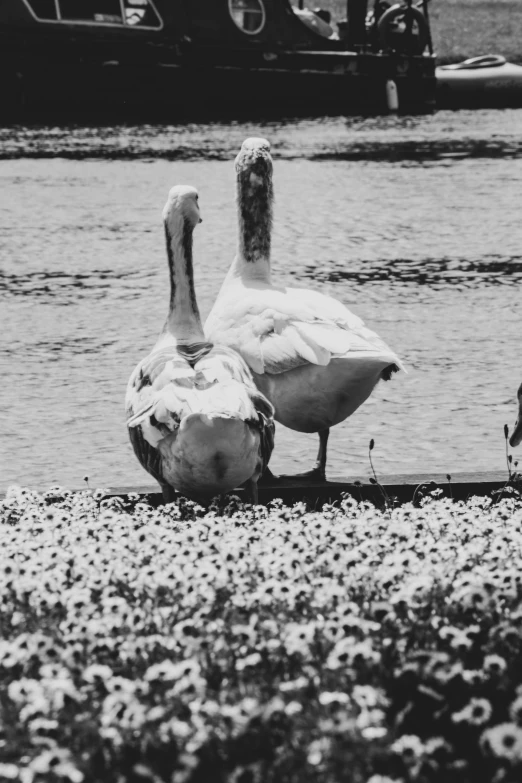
left=437, top=60, right=522, bottom=108
left=0, top=0, right=436, bottom=118
left=0, top=46, right=436, bottom=119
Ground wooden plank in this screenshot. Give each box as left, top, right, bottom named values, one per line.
left=1, top=471, right=516, bottom=508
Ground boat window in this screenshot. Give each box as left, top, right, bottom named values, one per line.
left=123, top=0, right=158, bottom=27
left=59, top=0, right=123, bottom=24
left=23, top=0, right=162, bottom=28
left=228, top=0, right=266, bottom=35
left=25, top=0, right=58, bottom=19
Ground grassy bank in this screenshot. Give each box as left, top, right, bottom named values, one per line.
left=317, top=1, right=522, bottom=64
left=2, top=486, right=522, bottom=782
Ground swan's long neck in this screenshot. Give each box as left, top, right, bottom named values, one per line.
left=164, top=217, right=205, bottom=342
left=230, top=168, right=273, bottom=282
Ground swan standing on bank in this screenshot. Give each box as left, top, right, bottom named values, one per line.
left=510, top=384, right=522, bottom=447
left=205, top=138, right=404, bottom=480
left=126, top=185, right=274, bottom=503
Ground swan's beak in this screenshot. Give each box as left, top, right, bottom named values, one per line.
left=510, top=416, right=522, bottom=448
left=198, top=217, right=203, bottom=223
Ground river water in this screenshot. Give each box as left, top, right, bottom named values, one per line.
left=1, top=110, right=521, bottom=491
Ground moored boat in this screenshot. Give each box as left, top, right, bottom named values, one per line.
left=437, top=55, right=522, bottom=108
left=0, top=0, right=436, bottom=117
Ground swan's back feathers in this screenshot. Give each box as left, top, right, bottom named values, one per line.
left=126, top=342, right=275, bottom=481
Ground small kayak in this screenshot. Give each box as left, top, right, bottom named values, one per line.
left=436, top=55, right=522, bottom=107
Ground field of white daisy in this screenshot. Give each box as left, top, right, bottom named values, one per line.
left=1, top=485, right=522, bottom=783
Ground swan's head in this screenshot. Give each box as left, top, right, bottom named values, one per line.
left=234, top=139, right=274, bottom=265
left=509, top=382, right=522, bottom=448
left=162, top=185, right=202, bottom=234
left=235, top=137, right=273, bottom=186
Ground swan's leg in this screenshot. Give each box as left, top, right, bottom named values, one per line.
left=315, top=428, right=330, bottom=478
left=281, top=429, right=330, bottom=482
left=160, top=483, right=177, bottom=504
left=244, top=478, right=259, bottom=505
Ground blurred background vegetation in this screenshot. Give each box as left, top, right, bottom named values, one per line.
left=313, top=1, right=522, bottom=64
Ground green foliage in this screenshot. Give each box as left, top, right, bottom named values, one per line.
left=2, top=486, right=522, bottom=782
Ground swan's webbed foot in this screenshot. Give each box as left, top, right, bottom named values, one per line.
left=279, top=429, right=330, bottom=484
left=242, top=477, right=259, bottom=505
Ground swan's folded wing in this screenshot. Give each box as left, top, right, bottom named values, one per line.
left=127, top=425, right=165, bottom=485
left=287, top=287, right=366, bottom=330
left=126, top=349, right=195, bottom=452
left=256, top=323, right=331, bottom=374
left=206, top=301, right=334, bottom=374
left=125, top=350, right=185, bottom=485
left=294, top=320, right=405, bottom=370
left=206, top=291, right=404, bottom=376
left=289, top=287, right=405, bottom=370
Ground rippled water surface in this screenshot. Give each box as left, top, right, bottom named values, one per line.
left=1, top=111, right=521, bottom=491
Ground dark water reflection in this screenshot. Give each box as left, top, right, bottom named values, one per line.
left=302, top=256, right=522, bottom=288
left=2, top=109, right=522, bottom=161
left=1, top=112, right=521, bottom=490
left=1, top=269, right=153, bottom=303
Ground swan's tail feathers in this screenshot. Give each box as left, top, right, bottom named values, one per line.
left=510, top=417, right=522, bottom=448
left=381, top=363, right=401, bottom=382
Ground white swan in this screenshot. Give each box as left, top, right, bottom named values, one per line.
left=204, top=138, right=404, bottom=480
left=510, top=384, right=522, bottom=447
left=125, top=185, right=274, bottom=503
